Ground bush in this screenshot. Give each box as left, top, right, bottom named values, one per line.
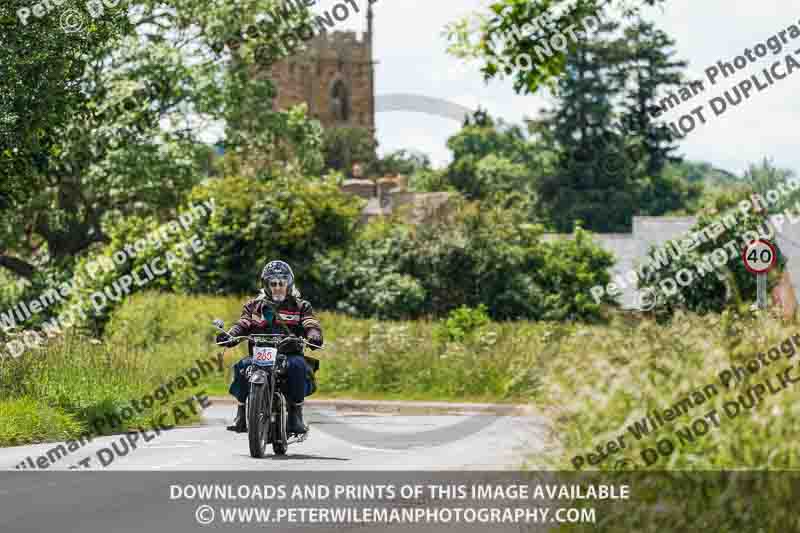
left=318, top=201, right=614, bottom=322
left=638, top=202, right=787, bottom=317
left=318, top=223, right=427, bottom=319
left=62, top=212, right=205, bottom=335
left=435, top=304, right=490, bottom=343
left=172, top=175, right=363, bottom=304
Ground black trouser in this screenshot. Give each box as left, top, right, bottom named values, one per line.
left=229, top=355, right=311, bottom=404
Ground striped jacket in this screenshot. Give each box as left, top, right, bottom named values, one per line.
left=229, top=290, right=322, bottom=351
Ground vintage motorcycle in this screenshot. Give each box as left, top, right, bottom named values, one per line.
left=213, top=319, right=321, bottom=458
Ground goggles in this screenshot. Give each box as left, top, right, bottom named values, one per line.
left=267, top=278, right=289, bottom=288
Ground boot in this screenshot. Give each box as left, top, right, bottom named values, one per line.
left=226, top=403, right=247, bottom=433
left=287, top=401, right=308, bottom=435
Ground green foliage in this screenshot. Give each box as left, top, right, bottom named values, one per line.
left=0, top=292, right=234, bottom=446
left=408, top=168, right=453, bottom=193
left=535, top=225, right=616, bottom=320
left=675, top=159, right=800, bottom=217
left=444, top=0, right=666, bottom=94
left=314, top=310, right=541, bottom=401
left=614, top=19, right=686, bottom=178
left=636, top=171, right=704, bottom=216
left=319, top=202, right=613, bottom=321
left=171, top=175, right=363, bottom=302
left=63, top=211, right=207, bottom=334
left=0, top=0, right=131, bottom=209
left=741, top=157, right=800, bottom=213
left=317, top=224, right=426, bottom=319
left=369, top=149, right=433, bottom=178
left=320, top=126, right=377, bottom=177
left=444, top=109, right=544, bottom=200
left=446, top=13, right=701, bottom=231
left=638, top=205, right=787, bottom=317
left=669, top=160, right=741, bottom=186
left=435, top=304, right=491, bottom=343
left=0, top=0, right=325, bottom=284
left=0, top=398, right=84, bottom=447
left=534, top=311, right=800, bottom=530
left=533, top=18, right=700, bottom=232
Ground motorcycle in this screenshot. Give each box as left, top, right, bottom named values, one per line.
left=212, top=319, right=322, bottom=458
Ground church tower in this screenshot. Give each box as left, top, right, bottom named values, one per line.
left=266, top=4, right=376, bottom=134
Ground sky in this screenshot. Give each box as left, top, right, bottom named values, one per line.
left=316, top=0, right=800, bottom=177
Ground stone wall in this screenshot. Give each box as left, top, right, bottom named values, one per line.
left=340, top=175, right=456, bottom=226
left=265, top=30, right=374, bottom=131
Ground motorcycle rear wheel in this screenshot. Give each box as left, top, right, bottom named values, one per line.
left=272, top=392, right=288, bottom=456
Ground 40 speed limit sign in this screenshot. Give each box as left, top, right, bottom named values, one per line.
left=742, top=239, right=777, bottom=274
left=743, top=239, right=777, bottom=309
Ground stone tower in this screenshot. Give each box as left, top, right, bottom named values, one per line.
left=266, top=6, right=375, bottom=133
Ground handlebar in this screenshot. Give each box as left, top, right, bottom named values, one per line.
left=213, top=330, right=323, bottom=350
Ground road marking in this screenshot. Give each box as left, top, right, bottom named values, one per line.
left=142, top=445, right=198, bottom=449
left=349, top=445, right=421, bottom=453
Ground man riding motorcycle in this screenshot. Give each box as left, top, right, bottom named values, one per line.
left=216, top=260, right=323, bottom=435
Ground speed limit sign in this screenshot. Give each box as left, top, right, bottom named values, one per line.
left=742, top=239, right=777, bottom=274
left=743, top=239, right=777, bottom=309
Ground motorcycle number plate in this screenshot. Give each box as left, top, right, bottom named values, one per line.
left=253, top=346, right=277, bottom=366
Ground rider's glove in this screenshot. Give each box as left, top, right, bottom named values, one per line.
left=306, top=329, right=323, bottom=349
left=216, top=329, right=240, bottom=348
left=278, top=336, right=304, bottom=354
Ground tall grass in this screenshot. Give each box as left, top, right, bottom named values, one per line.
left=535, top=308, right=800, bottom=532
left=4, top=291, right=800, bottom=477
left=535, top=308, right=800, bottom=470
left=0, top=293, right=239, bottom=446
left=0, top=292, right=544, bottom=445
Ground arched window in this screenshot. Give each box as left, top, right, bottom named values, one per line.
left=330, top=80, right=349, bottom=122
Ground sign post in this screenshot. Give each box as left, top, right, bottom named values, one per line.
left=743, top=239, right=778, bottom=309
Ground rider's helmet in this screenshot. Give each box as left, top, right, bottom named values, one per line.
left=261, top=260, right=295, bottom=303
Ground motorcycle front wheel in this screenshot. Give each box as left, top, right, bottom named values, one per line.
left=247, top=383, right=269, bottom=458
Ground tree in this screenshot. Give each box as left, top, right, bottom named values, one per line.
left=0, top=0, right=324, bottom=280
left=444, top=0, right=666, bottom=94
left=532, top=17, right=701, bottom=230
left=444, top=109, right=542, bottom=199
left=612, top=19, right=685, bottom=178
left=0, top=0, right=134, bottom=275
left=535, top=21, right=642, bottom=232
left=370, top=149, right=432, bottom=178
left=609, top=20, right=704, bottom=216
left=741, top=158, right=799, bottom=213
left=321, top=126, right=377, bottom=177
left=0, top=0, right=129, bottom=205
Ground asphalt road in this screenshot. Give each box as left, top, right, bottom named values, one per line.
left=0, top=400, right=550, bottom=471
left=0, top=401, right=558, bottom=533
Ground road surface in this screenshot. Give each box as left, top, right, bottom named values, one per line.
left=0, top=400, right=550, bottom=471
left=0, top=401, right=560, bottom=533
